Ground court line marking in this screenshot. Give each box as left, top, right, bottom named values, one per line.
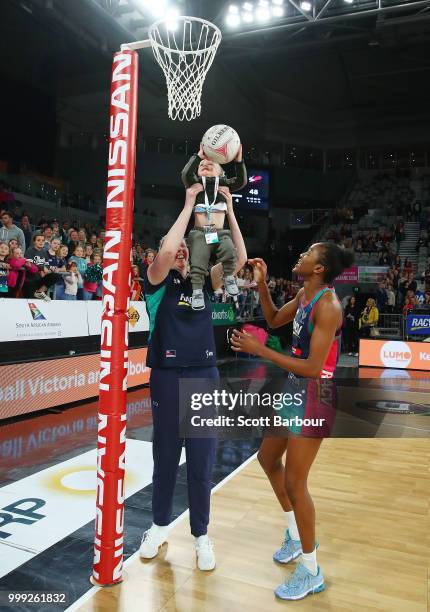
left=66, top=450, right=258, bottom=612
left=0, top=440, right=160, bottom=580
left=0, top=541, right=38, bottom=554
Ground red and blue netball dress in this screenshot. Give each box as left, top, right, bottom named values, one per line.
left=291, top=287, right=341, bottom=379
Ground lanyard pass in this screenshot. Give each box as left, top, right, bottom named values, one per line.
left=204, top=225, right=219, bottom=244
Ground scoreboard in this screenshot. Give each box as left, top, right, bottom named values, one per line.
left=232, top=168, right=270, bottom=211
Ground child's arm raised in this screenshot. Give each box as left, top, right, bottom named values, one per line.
left=222, top=185, right=247, bottom=273
left=181, top=145, right=205, bottom=188
left=224, top=145, right=247, bottom=192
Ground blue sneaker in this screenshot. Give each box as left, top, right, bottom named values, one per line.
left=273, top=529, right=302, bottom=564
left=275, top=563, right=325, bottom=600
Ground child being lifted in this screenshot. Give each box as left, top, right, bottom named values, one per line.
left=181, top=144, right=247, bottom=310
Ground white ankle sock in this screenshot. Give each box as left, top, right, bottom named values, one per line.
left=284, top=511, right=300, bottom=541
left=195, top=534, right=209, bottom=546
left=301, top=548, right=318, bottom=575
left=153, top=523, right=168, bottom=537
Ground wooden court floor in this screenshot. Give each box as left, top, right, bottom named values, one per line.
left=78, top=439, right=429, bottom=612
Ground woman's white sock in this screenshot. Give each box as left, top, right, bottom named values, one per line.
left=301, top=548, right=318, bottom=575
left=284, top=510, right=300, bottom=541
left=153, top=523, right=169, bottom=538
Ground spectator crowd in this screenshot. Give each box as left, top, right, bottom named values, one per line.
left=216, top=267, right=301, bottom=320
left=0, top=194, right=300, bottom=312
left=326, top=221, right=415, bottom=265
left=0, top=204, right=156, bottom=302
left=3, top=171, right=430, bottom=358
left=341, top=256, right=430, bottom=355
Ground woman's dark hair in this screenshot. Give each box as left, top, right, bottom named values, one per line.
left=318, top=243, right=355, bottom=283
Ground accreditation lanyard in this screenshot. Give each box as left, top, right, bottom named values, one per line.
left=202, top=176, right=220, bottom=223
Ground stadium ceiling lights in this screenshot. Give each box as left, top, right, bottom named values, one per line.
left=226, top=0, right=286, bottom=28
left=224, top=0, right=430, bottom=32
left=165, top=7, right=180, bottom=29
left=141, top=0, right=179, bottom=21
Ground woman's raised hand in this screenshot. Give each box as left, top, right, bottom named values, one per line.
left=185, top=183, right=204, bottom=205
left=247, top=258, right=267, bottom=284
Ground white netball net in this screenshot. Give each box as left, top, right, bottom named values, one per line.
left=148, top=17, right=222, bottom=121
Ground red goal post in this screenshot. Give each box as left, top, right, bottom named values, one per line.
left=92, top=16, right=221, bottom=585
left=92, top=49, right=138, bottom=586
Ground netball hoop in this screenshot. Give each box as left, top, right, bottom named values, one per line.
left=148, top=17, right=221, bottom=121
left=120, top=16, right=221, bottom=121
left=92, top=17, right=220, bottom=587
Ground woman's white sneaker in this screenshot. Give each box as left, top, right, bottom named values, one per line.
left=139, top=524, right=168, bottom=559
left=195, top=535, right=216, bottom=571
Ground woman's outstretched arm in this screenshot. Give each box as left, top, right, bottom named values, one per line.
left=147, top=184, right=203, bottom=285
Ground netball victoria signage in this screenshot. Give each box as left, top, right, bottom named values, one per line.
left=0, top=348, right=149, bottom=421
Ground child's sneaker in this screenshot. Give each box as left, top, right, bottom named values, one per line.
left=192, top=289, right=205, bottom=310
left=224, top=275, right=238, bottom=296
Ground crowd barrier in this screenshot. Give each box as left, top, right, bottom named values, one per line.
left=372, top=313, right=404, bottom=339
left=369, top=312, right=430, bottom=341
